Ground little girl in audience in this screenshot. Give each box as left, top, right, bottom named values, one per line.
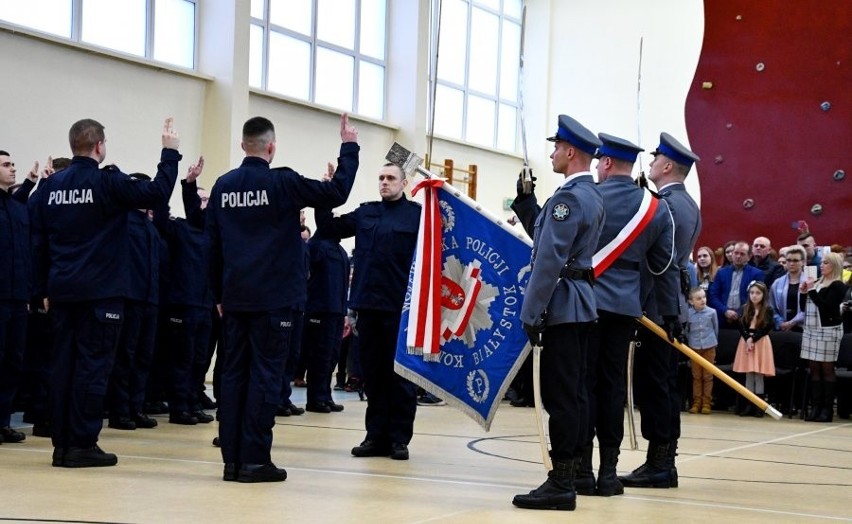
left=733, top=280, right=776, bottom=417
left=686, top=287, right=718, bottom=414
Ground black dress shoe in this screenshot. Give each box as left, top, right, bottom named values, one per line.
left=133, top=413, right=158, bottom=428
left=212, top=436, right=220, bottom=447
left=52, top=447, right=66, bottom=467
left=325, top=401, right=344, bottom=412
left=351, top=440, right=391, bottom=457
left=223, top=462, right=238, bottom=481
left=192, top=410, right=214, bottom=423
left=62, top=445, right=118, bottom=468
left=510, top=398, right=534, bottom=408
left=286, top=403, right=305, bottom=416
left=390, top=442, right=409, bottom=460
left=237, top=462, right=287, bottom=483
left=305, top=402, right=332, bottom=413
left=108, top=417, right=137, bottom=430
left=169, top=411, right=199, bottom=425
left=276, top=405, right=291, bottom=417
left=0, top=426, right=26, bottom=443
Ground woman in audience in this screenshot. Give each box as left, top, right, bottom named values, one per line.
left=720, top=240, right=736, bottom=267
left=800, top=252, right=846, bottom=422
left=695, top=246, right=718, bottom=291
left=769, top=245, right=806, bottom=333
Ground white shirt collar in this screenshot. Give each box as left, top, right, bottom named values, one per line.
left=560, top=171, right=591, bottom=187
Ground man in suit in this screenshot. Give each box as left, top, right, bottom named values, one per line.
left=707, top=240, right=764, bottom=329
left=511, top=114, right=605, bottom=512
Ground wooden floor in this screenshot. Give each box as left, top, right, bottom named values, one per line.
left=1, top=388, right=850, bottom=523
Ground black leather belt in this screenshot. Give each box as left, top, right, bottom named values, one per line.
left=560, top=266, right=595, bottom=286
left=609, top=259, right=640, bottom=271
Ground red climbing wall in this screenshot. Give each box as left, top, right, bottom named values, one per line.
left=685, top=0, right=851, bottom=251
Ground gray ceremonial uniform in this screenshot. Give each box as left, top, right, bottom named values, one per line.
left=636, top=181, right=701, bottom=444
left=585, top=176, right=679, bottom=451
left=520, top=172, right=604, bottom=461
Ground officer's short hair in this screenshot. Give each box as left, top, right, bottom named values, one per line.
left=69, top=119, right=106, bottom=155
left=242, top=117, right=275, bottom=149
left=382, top=162, right=404, bottom=178
left=0, top=150, right=9, bottom=157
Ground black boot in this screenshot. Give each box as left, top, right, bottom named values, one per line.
left=512, top=458, right=577, bottom=511
left=574, top=444, right=596, bottom=496
left=815, top=381, right=835, bottom=423
left=805, top=380, right=821, bottom=421
left=597, top=447, right=624, bottom=496
left=618, top=441, right=671, bottom=488
left=666, top=440, right=679, bottom=488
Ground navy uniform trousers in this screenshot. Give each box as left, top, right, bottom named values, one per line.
left=584, top=311, right=634, bottom=448
left=357, top=309, right=417, bottom=446
left=0, top=300, right=28, bottom=428
left=634, top=327, right=677, bottom=443
left=164, top=305, right=212, bottom=413
left=219, top=308, right=293, bottom=464
left=50, top=299, right=124, bottom=449
left=541, top=321, right=591, bottom=460
left=304, top=313, right=345, bottom=405
left=109, top=300, right=158, bottom=418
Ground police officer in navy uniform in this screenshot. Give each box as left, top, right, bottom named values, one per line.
left=619, top=132, right=701, bottom=489
left=512, top=114, right=605, bottom=512
left=30, top=118, right=182, bottom=467
left=303, top=213, right=350, bottom=413
left=316, top=162, right=420, bottom=461
left=207, top=113, right=359, bottom=483
left=152, top=158, right=215, bottom=426
left=0, top=150, right=32, bottom=444
left=106, top=172, right=163, bottom=431
left=576, top=133, right=679, bottom=497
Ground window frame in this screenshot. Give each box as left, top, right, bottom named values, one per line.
left=0, top=0, right=199, bottom=70
left=250, top=0, right=388, bottom=120
left=431, top=0, right=523, bottom=152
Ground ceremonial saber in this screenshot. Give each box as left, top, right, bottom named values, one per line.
left=625, top=337, right=639, bottom=450
left=386, top=142, right=549, bottom=469
left=637, top=316, right=783, bottom=420
left=532, top=344, right=552, bottom=471
left=517, top=3, right=533, bottom=194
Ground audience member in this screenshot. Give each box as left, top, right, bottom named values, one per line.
left=768, top=245, right=806, bottom=332
left=695, top=246, right=717, bottom=291
left=732, top=281, right=775, bottom=417
left=685, top=287, right=718, bottom=415
left=750, top=236, right=784, bottom=286
left=707, top=241, right=764, bottom=329
left=800, top=252, right=846, bottom=422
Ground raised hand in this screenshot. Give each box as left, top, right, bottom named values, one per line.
left=340, top=112, right=358, bottom=143
left=162, top=117, right=180, bottom=150
left=186, top=155, right=205, bottom=183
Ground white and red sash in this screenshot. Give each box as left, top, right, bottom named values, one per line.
left=592, top=189, right=658, bottom=277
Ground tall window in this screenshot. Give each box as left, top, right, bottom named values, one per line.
left=432, top=0, right=522, bottom=151
left=0, top=0, right=197, bottom=69
left=249, top=0, right=388, bottom=120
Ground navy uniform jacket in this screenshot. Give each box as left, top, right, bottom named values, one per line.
left=305, top=231, right=350, bottom=316
left=0, top=188, right=31, bottom=302
left=520, top=173, right=604, bottom=326
left=207, top=142, right=359, bottom=311
left=596, top=176, right=679, bottom=318
left=641, top=182, right=701, bottom=323
left=29, top=150, right=181, bottom=302
left=315, top=196, right=420, bottom=313
left=151, top=181, right=212, bottom=309
left=126, top=210, right=160, bottom=306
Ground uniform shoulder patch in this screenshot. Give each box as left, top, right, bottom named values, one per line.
left=552, top=202, right=570, bottom=221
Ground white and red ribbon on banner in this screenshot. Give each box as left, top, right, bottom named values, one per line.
left=407, top=178, right=445, bottom=360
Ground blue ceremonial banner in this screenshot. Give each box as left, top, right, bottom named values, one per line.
left=394, top=182, right=532, bottom=430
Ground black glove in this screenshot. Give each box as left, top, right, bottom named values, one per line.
left=523, top=320, right=545, bottom=347
left=662, top=315, right=683, bottom=343
left=515, top=169, right=536, bottom=198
